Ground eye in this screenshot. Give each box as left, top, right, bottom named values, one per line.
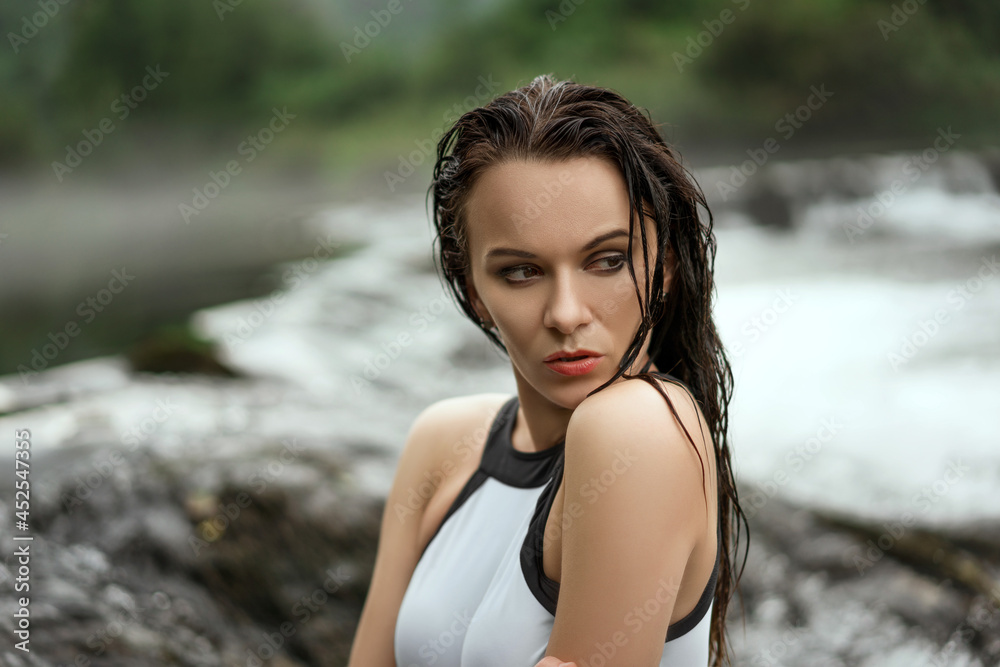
left=591, top=254, right=627, bottom=272
left=497, top=265, right=542, bottom=283
left=496, top=254, right=627, bottom=284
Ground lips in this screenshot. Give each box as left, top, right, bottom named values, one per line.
left=543, top=349, right=601, bottom=362
left=542, top=350, right=603, bottom=376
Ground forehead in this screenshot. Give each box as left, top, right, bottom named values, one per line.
left=463, top=156, right=635, bottom=257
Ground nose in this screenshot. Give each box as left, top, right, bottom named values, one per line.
left=542, top=269, right=593, bottom=334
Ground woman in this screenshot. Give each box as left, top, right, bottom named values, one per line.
left=348, top=73, right=747, bottom=667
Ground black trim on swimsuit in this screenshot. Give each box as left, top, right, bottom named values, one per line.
left=416, top=395, right=563, bottom=562
left=519, top=456, right=722, bottom=643
left=519, top=370, right=722, bottom=643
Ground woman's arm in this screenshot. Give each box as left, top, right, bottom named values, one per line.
left=540, top=379, right=712, bottom=666
left=346, top=400, right=460, bottom=667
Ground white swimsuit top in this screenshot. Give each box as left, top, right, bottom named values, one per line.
left=394, top=384, right=720, bottom=666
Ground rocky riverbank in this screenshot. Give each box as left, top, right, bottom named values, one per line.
left=0, top=359, right=997, bottom=666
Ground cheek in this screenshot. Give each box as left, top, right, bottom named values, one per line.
left=595, top=271, right=640, bottom=320
left=491, top=293, right=538, bottom=335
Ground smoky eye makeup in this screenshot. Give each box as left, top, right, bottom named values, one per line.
left=495, top=252, right=629, bottom=284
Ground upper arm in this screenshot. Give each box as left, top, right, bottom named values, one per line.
left=346, top=398, right=465, bottom=667
left=545, top=380, right=713, bottom=666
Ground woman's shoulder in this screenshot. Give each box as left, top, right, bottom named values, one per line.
left=402, top=392, right=514, bottom=464
left=576, top=372, right=704, bottom=423
left=569, top=373, right=714, bottom=476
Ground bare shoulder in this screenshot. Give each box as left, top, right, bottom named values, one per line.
left=407, top=392, right=513, bottom=448
left=568, top=375, right=715, bottom=488
left=398, top=392, right=513, bottom=482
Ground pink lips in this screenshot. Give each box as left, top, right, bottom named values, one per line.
left=543, top=349, right=603, bottom=376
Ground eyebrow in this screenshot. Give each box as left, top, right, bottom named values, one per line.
left=484, top=229, right=630, bottom=260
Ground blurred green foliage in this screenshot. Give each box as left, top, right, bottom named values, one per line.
left=1, top=0, right=998, bottom=169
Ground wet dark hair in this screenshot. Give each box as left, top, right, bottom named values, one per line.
left=427, top=73, right=747, bottom=666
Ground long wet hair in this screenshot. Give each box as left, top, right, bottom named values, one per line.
left=427, top=73, right=747, bottom=667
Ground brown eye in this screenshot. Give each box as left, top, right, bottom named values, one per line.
left=592, top=254, right=627, bottom=272
left=498, top=265, right=541, bottom=283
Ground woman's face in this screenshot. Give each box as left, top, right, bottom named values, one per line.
left=463, top=155, right=672, bottom=409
